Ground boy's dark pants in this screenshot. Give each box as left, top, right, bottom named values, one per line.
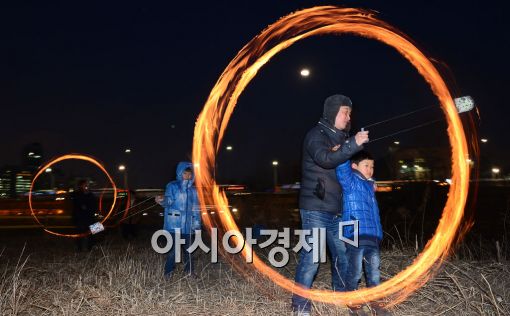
left=164, top=233, right=195, bottom=276
left=345, top=240, right=380, bottom=291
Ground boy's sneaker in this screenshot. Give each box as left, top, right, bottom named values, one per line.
left=292, top=311, right=311, bottom=316
left=347, top=304, right=368, bottom=316
left=369, top=302, right=392, bottom=316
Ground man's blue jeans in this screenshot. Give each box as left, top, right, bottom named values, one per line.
left=291, top=209, right=347, bottom=312
left=164, top=233, right=194, bottom=276
left=345, top=243, right=380, bottom=291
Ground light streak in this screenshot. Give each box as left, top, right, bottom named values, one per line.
left=28, top=154, right=118, bottom=238
left=192, top=6, right=470, bottom=305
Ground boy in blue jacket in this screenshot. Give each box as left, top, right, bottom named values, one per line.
left=156, top=161, right=201, bottom=277
left=336, top=151, right=390, bottom=315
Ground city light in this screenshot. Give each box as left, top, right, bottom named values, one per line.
left=45, top=168, right=52, bottom=173
left=492, top=167, right=500, bottom=174
left=481, top=138, right=488, bottom=143
left=226, top=146, right=233, bottom=151
left=300, top=68, right=310, bottom=77
left=272, top=161, right=279, bottom=166
left=401, top=165, right=408, bottom=169
left=118, top=165, right=126, bottom=171
left=125, top=148, right=131, bottom=153
left=394, top=141, right=400, bottom=145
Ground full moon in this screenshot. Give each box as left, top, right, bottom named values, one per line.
left=300, top=68, right=310, bottom=77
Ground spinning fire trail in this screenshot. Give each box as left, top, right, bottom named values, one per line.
left=29, top=154, right=118, bottom=238
left=192, top=6, right=470, bottom=305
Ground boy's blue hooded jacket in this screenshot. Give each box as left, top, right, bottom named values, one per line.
left=158, top=161, right=201, bottom=234
left=335, top=161, right=383, bottom=242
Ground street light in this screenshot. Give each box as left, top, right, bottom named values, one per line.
left=226, top=146, right=233, bottom=151
left=481, top=138, right=488, bottom=143
left=491, top=167, right=500, bottom=180
left=125, top=148, right=131, bottom=153
left=272, top=161, right=279, bottom=191
left=300, top=68, right=310, bottom=77
left=118, top=165, right=128, bottom=189
left=45, top=168, right=55, bottom=189
left=393, top=141, right=400, bottom=145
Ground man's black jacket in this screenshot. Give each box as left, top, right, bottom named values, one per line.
left=299, top=118, right=362, bottom=213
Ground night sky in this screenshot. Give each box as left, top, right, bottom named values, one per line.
left=1, top=1, right=508, bottom=189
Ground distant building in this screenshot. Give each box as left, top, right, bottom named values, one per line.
left=391, top=147, right=451, bottom=180
left=0, top=167, right=33, bottom=198
left=0, top=167, right=14, bottom=198
left=15, top=170, right=33, bottom=196
left=0, top=143, right=45, bottom=198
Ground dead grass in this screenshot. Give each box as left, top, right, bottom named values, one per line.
left=0, top=232, right=508, bottom=315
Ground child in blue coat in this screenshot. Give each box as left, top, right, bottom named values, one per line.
left=336, top=151, right=390, bottom=315
left=156, top=161, right=201, bottom=277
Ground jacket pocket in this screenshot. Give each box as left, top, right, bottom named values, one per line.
left=313, top=177, right=326, bottom=200
left=165, top=210, right=181, bottom=231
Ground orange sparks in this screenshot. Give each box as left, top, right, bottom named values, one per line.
left=192, top=6, right=470, bottom=305
left=29, top=154, right=118, bottom=238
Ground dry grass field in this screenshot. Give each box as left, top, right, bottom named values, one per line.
left=1, top=230, right=508, bottom=315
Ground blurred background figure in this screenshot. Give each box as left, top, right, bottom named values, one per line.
left=72, top=179, right=97, bottom=252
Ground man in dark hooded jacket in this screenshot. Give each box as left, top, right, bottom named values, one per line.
left=291, top=94, right=369, bottom=314
left=72, top=179, right=97, bottom=251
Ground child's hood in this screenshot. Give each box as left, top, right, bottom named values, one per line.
left=175, top=161, right=194, bottom=184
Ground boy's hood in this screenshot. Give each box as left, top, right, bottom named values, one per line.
left=176, top=161, right=194, bottom=184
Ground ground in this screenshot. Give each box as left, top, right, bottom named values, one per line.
left=0, top=230, right=508, bottom=315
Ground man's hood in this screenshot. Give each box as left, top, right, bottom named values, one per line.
left=322, top=94, right=352, bottom=126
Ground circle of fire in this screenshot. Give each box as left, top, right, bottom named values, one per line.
left=192, top=6, right=470, bottom=305
left=29, top=154, right=118, bottom=238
